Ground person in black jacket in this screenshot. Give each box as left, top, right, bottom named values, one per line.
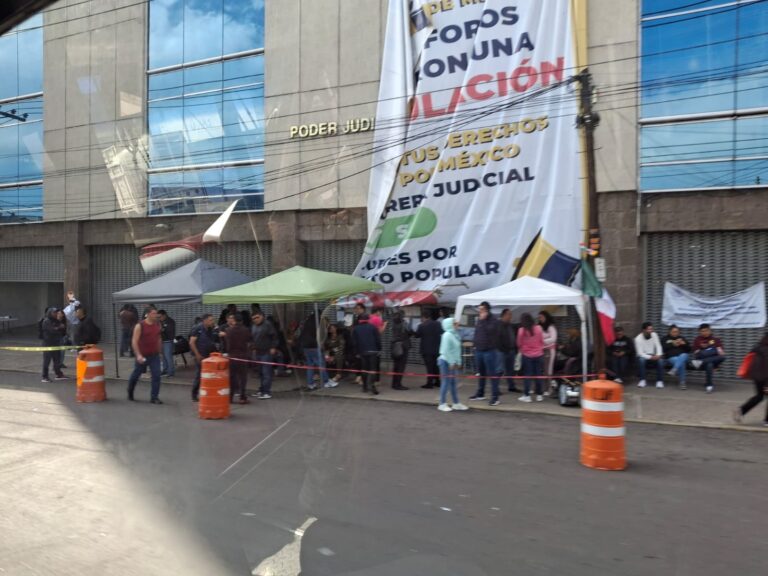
left=300, top=313, right=330, bottom=390
left=607, top=326, right=635, bottom=384
left=41, top=307, right=67, bottom=382
left=469, top=302, right=502, bottom=403
left=352, top=314, right=381, bottom=395
left=390, top=311, right=413, bottom=390
left=734, top=333, right=768, bottom=426
left=415, top=310, right=443, bottom=388
left=498, top=309, right=519, bottom=392
left=74, top=306, right=101, bottom=346
left=157, top=310, right=176, bottom=377
left=251, top=310, right=279, bottom=398
left=662, top=325, right=691, bottom=389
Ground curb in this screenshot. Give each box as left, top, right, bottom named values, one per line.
left=2, top=367, right=766, bottom=433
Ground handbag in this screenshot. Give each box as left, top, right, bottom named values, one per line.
left=736, top=351, right=755, bottom=379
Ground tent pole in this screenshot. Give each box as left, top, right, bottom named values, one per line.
left=314, top=302, right=325, bottom=382
left=582, top=299, right=590, bottom=384
left=113, top=303, right=120, bottom=379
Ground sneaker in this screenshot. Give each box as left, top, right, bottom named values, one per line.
left=41, top=377, right=51, bottom=383
left=542, top=390, right=551, bottom=397
left=468, top=395, right=486, bottom=401
left=150, top=398, right=163, bottom=405
left=489, top=399, right=501, bottom=407
left=614, top=377, right=624, bottom=384
left=691, top=360, right=703, bottom=369
left=452, top=403, right=469, bottom=411
left=437, top=403, right=453, bottom=412
left=392, top=384, right=409, bottom=390
left=732, top=409, right=743, bottom=424
left=239, top=397, right=251, bottom=405
left=54, top=375, right=69, bottom=381
left=323, top=380, right=338, bottom=388
left=332, top=375, right=342, bottom=382
left=535, top=395, right=544, bottom=402
left=258, top=393, right=272, bottom=400
left=518, top=395, right=532, bottom=403
left=656, top=381, right=665, bottom=389
left=637, top=380, right=647, bottom=388
left=705, top=385, right=713, bottom=394
left=679, top=382, right=687, bottom=390
left=306, top=384, right=318, bottom=391
left=667, top=368, right=677, bottom=376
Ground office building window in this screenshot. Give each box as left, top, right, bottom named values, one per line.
left=0, top=14, right=43, bottom=223
left=640, top=1, right=768, bottom=192
left=147, top=0, right=265, bottom=215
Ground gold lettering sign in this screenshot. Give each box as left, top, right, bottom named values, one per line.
left=289, top=118, right=376, bottom=139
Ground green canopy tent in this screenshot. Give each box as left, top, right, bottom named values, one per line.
left=203, top=266, right=382, bottom=381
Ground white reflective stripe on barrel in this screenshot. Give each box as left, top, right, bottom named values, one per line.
left=200, top=389, right=208, bottom=396
left=86, top=361, right=104, bottom=368
left=217, top=388, right=230, bottom=396
left=201, top=372, right=224, bottom=379
left=581, top=423, right=625, bottom=437
left=581, top=399, right=624, bottom=412
left=83, top=376, right=105, bottom=383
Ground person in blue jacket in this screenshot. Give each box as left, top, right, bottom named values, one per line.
left=437, top=317, right=469, bottom=412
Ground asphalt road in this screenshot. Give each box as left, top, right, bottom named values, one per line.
left=0, top=372, right=766, bottom=576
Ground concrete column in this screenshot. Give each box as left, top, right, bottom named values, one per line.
left=62, top=222, right=89, bottom=307
left=268, top=211, right=305, bottom=326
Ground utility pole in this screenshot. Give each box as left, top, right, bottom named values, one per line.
left=0, top=107, right=28, bottom=122
left=576, top=68, right=606, bottom=371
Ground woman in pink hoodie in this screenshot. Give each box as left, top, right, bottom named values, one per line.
left=538, top=311, right=557, bottom=394
left=517, top=313, right=545, bottom=402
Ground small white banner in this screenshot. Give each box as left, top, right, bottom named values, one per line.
left=662, top=282, right=766, bottom=329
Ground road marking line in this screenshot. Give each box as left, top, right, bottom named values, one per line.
left=218, top=418, right=292, bottom=477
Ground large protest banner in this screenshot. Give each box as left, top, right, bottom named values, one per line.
left=353, top=0, right=585, bottom=305
left=662, top=282, right=767, bottom=329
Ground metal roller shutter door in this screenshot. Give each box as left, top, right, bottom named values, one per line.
left=0, top=247, right=64, bottom=282
left=90, top=242, right=272, bottom=342
left=645, top=231, right=768, bottom=384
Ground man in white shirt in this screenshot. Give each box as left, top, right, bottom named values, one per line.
left=634, top=322, right=665, bottom=389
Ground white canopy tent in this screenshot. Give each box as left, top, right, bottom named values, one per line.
left=455, top=276, right=589, bottom=382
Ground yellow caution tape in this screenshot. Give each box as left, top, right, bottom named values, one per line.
left=0, top=345, right=82, bottom=352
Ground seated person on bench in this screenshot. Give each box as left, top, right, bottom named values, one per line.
left=634, top=322, right=665, bottom=388
left=691, top=323, right=726, bottom=393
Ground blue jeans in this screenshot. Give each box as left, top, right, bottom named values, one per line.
left=521, top=355, right=544, bottom=396
left=696, top=355, right=725, bottom=387
left=303, top=348, right=328, bottom=387
left=474, top=349, right=500, bottom=402
left=637, top=357, right=665, bottom=382
left=120, top=327, right=133, bottom=356
left=162, top=341, right=175, bottom=376
left=254, top=353, right=274, bottom=394
left=438, top=358, right=459, bottom=405
left=500, top=350, right=518, bottom=390
left=127, top=354, right=161, bottom=400
left=664, top=353, right=688, bottom=382
left=609, top=354, right=630, bottom=380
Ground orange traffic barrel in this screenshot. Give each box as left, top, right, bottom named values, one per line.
left=76, top=346, right=107, bottom=403
left=580, top=378, right=626, bottom=471
left=199, top=352, right=230, bottom=420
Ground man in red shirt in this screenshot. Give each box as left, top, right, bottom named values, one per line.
left=691, top=323, right=726, bottom=393
left=127, top=307, right=163, bottom=404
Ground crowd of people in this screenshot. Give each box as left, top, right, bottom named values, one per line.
left=32, top=294, right=767, bottom=426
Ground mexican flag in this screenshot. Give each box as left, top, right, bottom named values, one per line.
left=581, top=260, right=616, bottom=346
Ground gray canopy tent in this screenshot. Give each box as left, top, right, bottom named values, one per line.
left=111, top=259, right=252, bottom=377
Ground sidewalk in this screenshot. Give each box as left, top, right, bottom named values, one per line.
left=1, top=334, right=765, bottom=432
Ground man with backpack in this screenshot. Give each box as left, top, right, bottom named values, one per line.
left=40, top=307, right=68, bottom=383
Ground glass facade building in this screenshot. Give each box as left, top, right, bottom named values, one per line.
left=640, top=0, right=768, bottom=192
left=147, top=0, right=266, bottom=216
left=0, top=14, right=44, bottom=222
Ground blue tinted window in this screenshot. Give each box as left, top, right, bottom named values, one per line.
left=148, top=165, right=264, bottom=215
left=149, top=0, right=264, bottom=69
left=0, top=185, right=42, bottom=223
left=640, top=2, right=768, bottom=192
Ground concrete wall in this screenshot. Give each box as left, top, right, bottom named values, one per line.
left=587, top=0, right=638, bottom=194
left=42, top=0, right=147, bottom=222
left=264, top=0, right=385, bottom=211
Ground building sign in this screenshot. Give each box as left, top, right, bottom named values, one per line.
left=354, top=0, right=584, bottom=303
left=662, top=282, right=767, bottom=329
left=289, top=118, right=375, bottom=139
